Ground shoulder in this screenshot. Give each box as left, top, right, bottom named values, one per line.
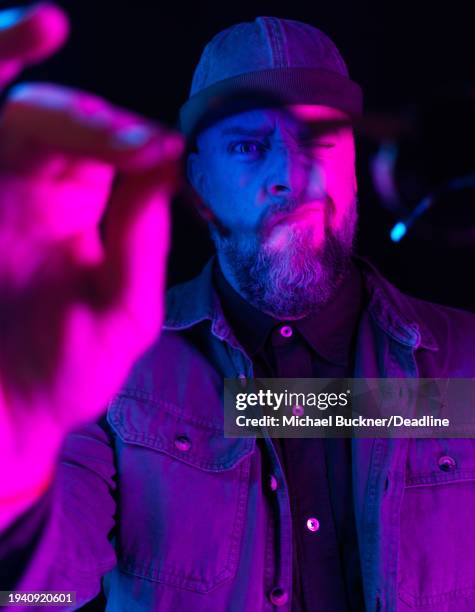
left=392, top=289, right=475, bottom=377
left=406, top=293, right=475, bottom=355
left=356, top=256, right=475, bottom=374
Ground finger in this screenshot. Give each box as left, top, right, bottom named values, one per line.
left=0, top=83, right=184, bottom=173
left=0, top=59, right=22, bottom=89
left=0, top=3, right=68, bottom=64
left=92, top=171, right=173, bottom=348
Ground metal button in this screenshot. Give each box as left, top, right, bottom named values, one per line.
left=438, top=455, right=456, bottom=472
left=269, top=475, right=279, bottom=491
left=293, top=404, right=304, bottom=416
left=174, top=435, right=191, bottom=452
left=279, top=325, right=293, bottom=338
left=306, top=517, right=320, bottom=532
left=269, top=587, right=288, bottom=606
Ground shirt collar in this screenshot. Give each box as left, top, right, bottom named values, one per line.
left=213, top=259, right=364, bottom=366
left=164, top=254, right=439, bottom=352
left=294, top=262, right=364, bottom=365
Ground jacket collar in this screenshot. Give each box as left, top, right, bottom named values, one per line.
left=164, top=255, right=439, bottom=352
left=354, top=256, right=438, bottom=351
left=164, top=257, right=231, bottom=342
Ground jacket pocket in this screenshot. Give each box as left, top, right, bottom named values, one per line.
left=398, top=438, right=475, bottom=609
left=107, top=390, right=255, bottom=594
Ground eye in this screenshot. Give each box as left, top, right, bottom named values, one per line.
left=229, top=141, right=267, bottom=155
left=302, top=140, right=335, bottom=150
left=299, top=140, right=336, bottom=160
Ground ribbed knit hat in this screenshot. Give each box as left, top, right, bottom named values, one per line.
left=179, top=17, right=362, bottom=137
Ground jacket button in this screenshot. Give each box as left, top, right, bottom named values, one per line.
left=269, top=474, right=279, bottom=491
left=292, top=404, right=304, bottom=416
left=438, top=455, right=456, bottom=471
left=269, top=587, right=288, bottom=606
left=306, top=517, right=320, bottom=532
left=174, top=435, right=191, bottom=452
left=279, top=325, right=293, bottom=338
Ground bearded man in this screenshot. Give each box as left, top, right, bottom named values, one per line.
left=1, top=8, right=475, bottom=612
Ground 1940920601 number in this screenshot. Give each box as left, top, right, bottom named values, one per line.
left=0, top=592, right=76, bottom=606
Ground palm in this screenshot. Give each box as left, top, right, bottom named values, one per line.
left=0, top=148, right=169, bottom=431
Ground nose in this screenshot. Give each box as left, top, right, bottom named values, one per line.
left=265, top=145, right=324, bottom=200
left=266, top=146, right=300, bottom=197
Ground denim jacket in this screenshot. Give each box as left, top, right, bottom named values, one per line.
left=4, top=256, right=475, bottom=612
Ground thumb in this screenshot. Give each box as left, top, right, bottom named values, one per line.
left=0, top=3, right=69, bottom=88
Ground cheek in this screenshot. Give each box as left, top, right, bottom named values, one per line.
left=323, top=147, right=356, bottom=229
left=205, top=161, right=263, bottom=227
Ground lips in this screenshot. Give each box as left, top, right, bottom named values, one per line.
left=265, top=203, right=325, bottom=234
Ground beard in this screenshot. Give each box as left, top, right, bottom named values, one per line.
left=210, top=196, right=358, bottom=319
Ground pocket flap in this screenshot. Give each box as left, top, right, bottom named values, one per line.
left=107, top=389, right=255, bottom=472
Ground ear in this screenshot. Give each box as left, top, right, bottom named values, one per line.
left=187, top=152, right=207, bottom=201
left=186, top=152, right=216, bottom=223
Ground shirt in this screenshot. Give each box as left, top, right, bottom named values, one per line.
left=214, top=260, right=366, bottom=611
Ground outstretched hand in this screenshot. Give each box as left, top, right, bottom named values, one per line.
left=0, top=4, right=184, bottom=521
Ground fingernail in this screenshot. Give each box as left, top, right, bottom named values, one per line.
left=9, top=83, right=69, bottom=109
left=111, top=125, right=153, bottom=148
left=0, top=8, right=28, bottom=30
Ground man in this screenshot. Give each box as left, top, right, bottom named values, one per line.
left=1, top=7, right=475, bottom=612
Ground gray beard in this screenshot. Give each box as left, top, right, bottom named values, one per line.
left=211, top=199, right=357, bottom=319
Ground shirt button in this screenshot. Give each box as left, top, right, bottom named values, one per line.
left=174, top=435, right=191, bottom=452
left=269, top=475, right=279, bottom=491
left=306, top=517, right=320, bottom=532
left=438, top=455, right=456, bottom=472
left=293, top=404, right=304, bottom=416
left=238, top=373, right=247, bottom=388
left=269, top=587, right=288, bottom=606
left=279, top=325, right=293, bottom=338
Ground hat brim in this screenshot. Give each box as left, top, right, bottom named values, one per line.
left=179, top=67, right=363, bottom=138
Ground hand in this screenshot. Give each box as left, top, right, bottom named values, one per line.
left=0, top=4, right=184, bottom=522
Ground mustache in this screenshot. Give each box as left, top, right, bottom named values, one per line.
left=201, top=194, right=336, bottom=240
left=260, top=195, right=335, bottom=235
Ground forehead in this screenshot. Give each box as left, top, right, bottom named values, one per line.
left=197, top=104, right=350, bottom=146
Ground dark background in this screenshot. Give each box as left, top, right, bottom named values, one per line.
left=4, top=0, right=474, bottom=314
left=2, top=2, right=472, bottom=609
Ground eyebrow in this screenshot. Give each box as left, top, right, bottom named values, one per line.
left=220, top=123, right=342, bottom=141
left=217, top=120, right=347, bottom=148
left=299, top=119, right=349, bottom=139
left=220, top=127, right=272, bottom=138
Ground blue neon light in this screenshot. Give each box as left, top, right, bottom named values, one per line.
left=390, top=222, right=407, bottom=242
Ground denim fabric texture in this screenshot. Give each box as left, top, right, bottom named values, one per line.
left=3, top=256, right=475, bottom=612
left=179, top=17, right=363, bottom=137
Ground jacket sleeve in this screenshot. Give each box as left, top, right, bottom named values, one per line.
left=0, top=417, right=117, bottom=610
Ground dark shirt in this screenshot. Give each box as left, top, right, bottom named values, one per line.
left=214, top=261, right=365, bottom=612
